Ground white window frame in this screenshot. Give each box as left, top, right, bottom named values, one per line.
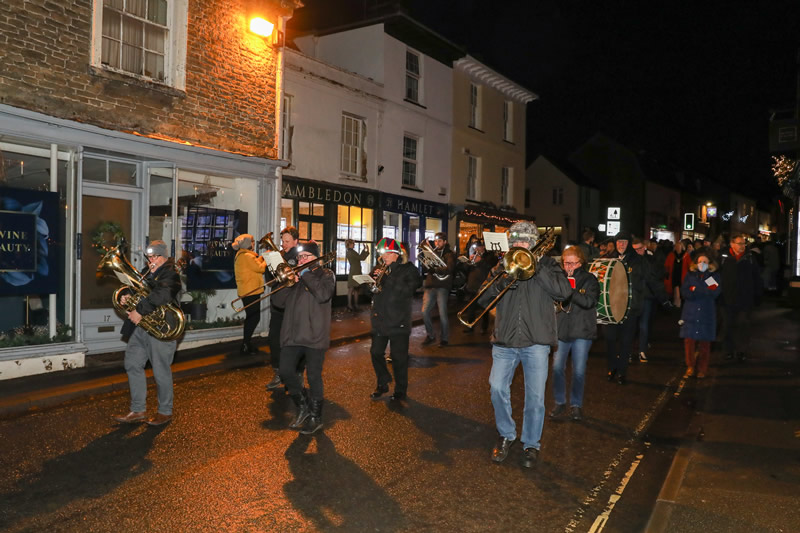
left=405, top=49, right=422, bottom=103
left=340, top=113, right=365, bottom=177
left=470, top=83, right=481, bottom=129
left=501, top=166, right=512, bottom=206
left=90, top=0, right=188, bottom=90
left=503, top=100, right=514, bottom=141
left=281, top=94, right=293, bottom=162
left=467, top=155, right=479, bottom=200
left=552, top=187, right=564, bottom=206
left=402, top=134, right=420, bottom=188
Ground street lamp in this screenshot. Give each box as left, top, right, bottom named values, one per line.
left=249, top=17, right=274, bottom=38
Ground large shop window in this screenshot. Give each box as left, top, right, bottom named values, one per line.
left=177, top=172, right=258, bottom=328
left=0, top=148, right=73, bottom=347
left=335, top=205, right=374, bottom=275
left=280, top=198, right=294, bottom=230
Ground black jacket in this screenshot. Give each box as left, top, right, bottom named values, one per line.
left=271, top=265, right=335, bottom=350
left=421, top=244, right=457, bottom=289
left=478, top=255, right=573, bottom=348
left=371, top=261, right=422, bottom=336
left=121, top=258, right=182, bottom=338
left=271, top=246, right=298, bottom=313
left=609, top=248, right=667, bottom=319
left=719, top=248, right=762, bottom=310
left=557, top=266, right=600, bottom=341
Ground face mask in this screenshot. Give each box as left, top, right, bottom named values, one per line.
left=698, top=263, right=708, bottom=272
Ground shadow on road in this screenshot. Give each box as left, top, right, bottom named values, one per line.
left=0, top=424, right=164, bottom=530
left=284, top=433, right=407, bottom=531
left=262, top=397, right=352, bottom=432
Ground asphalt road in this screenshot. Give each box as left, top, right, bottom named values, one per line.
left=0, top=313, right=694, bottom=532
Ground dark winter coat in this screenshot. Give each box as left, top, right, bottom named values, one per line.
left=719, top=248, right=762, bottom=310
left=679, top=268, right=721, bottom=341
left=121, top=258, right=182, bottom=338
left=370, top=261, right=422, bottom=336
left=609, top=248, right=667, bottom=319
left=557, top=266, right=600, bottom=341
left=478, top=255, right=573, bottom=348
left=270, top=246, right=298, bottom=314
left=346, top=246, right=370, bottom=289
left=421, top=244, right=457, bottom=290
left=271, top=266, right=336, bottom=350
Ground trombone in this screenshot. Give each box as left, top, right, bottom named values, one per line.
left=457, top=228, right=556, bottom=328
left=231, top=251, right=336, bottom=313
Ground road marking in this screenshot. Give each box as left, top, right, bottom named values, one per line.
left=563, top=376, right=677, bottom=533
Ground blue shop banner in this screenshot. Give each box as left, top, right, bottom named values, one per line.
left=0, top=187, right=60, bottom=295
left=381, top=193, right=447, bottom=218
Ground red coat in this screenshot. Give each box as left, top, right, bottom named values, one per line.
left=663, top=251, right=691, bottom=294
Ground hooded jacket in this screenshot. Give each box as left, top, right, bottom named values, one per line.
left=679, top=265, right=721, bottom=341
left=370, top=261, right=422, bottom=336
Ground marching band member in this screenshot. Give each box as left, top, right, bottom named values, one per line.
left=479, top=221, right=572, bottom=468
left=550, top=246, right=599, bottom=421
left=271, top=241, right=335, bottom=434
left=345, top=239, right=370, bottom=312
left=265, top=226, right=300, bottom=391
left=232, top=234, right=267, bottom=355
left=368, top=238, right=422, bottom=401
left=420, top=232, right=456, bottom=347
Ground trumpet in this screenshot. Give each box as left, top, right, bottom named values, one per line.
left=370, top=261, right=388, bottom=294
left=418, top=239, right=449, bottom=281
left=231, top=251, right=336, bottom=313
left=457, top=228, right=556, bottom=328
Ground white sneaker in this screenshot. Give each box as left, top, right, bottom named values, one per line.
left=639, top=352, right=648, bottom=363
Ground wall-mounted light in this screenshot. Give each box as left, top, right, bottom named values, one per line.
left=249, top=16, right=284, bottom=47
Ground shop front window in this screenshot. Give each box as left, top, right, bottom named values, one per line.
left=335, top=205, right=374, bottom=275
left=177, top=171, right=258, bottom=330
left=280, top=198, right=294, bottom=230
left=458, top=221, right=481, bottom=256
left=0, top=147, right=73, bottom=347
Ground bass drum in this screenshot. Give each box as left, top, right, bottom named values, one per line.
left=588, top=258, right=632, bottom=324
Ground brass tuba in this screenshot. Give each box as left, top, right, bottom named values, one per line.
left=96, top=243, right=186, bottom=340
left=417, top=239, right=449, bottom=281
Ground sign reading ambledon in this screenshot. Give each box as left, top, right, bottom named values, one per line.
left=282, top=177, right=377, bottom=208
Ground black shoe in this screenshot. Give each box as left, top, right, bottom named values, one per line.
left=370, top=384, right=389, bottom=400
left=288, top=392, right=310, bottom=429
left=300, top=399, right=323, bottom=435
left=390, top=391, right=406, bottom=401
left=607, top=369, right=617, bottom=382
left=570, top=406, right=583, bottom=421
left=265, top=374, right=283, bottom=391
left=240, top=342, right=252, bottom=355
left=616, top=374, right=626, bottom=385
left=549, top=404, right=567, bottom=419
left=422, top=336, right=436, bottom=346
left=463, top=327, right=474, bottom=334
left=521, top=447, right=539, bottom=468
left=438, top=340, right=449, bottom=347
left=724, top=352, right=735, bottom=361
left=491, top=436, right=515, bottom=463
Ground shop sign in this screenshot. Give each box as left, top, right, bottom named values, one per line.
left=382, top=193, right=446, bottom=218
left=0, top=187, right=59, bottom=295
left=282, top=177, right=377, bottom=208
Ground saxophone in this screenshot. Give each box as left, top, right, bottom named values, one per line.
left=96, top=243, right=186, bottom=341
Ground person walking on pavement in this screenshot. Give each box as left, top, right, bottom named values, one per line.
left=345, top=239, right=369, bottom=312
left=605, top=231, right=671, bottom=385
left=420, top=232, right=456, bottom=347
left=368, top=238, right=422, bottom=402
left=265, top=226, right=299, bottom=391
left=114, top=240, right=181, bottom=426
left=634, top=237, right=658, bottom=363
left=479, top=220, right=572, bottom=468
left=664, top=239, right=691, bottom=307
left=720, top=233, right=762, bottom=362
left=550, top=246, right=599, bottom=422
left=577, top=229, right=600, bottom=263
left=232, top=234, right=266, bottom=355
left=271, top=241, right=335, bottom=435
left=680, top=253, right=721, bottom=378
left=461, top=240, right=496, bottom=334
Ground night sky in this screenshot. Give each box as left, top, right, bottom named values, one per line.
left=291, top=1, right=800, bottom=204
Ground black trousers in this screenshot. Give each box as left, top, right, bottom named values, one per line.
left=268, top=309, right=284, bottom=369
left=722, top=305, right=753, bottom=355
left=280, top=346, right=325, bottom=401
left=605, top=314, right=639, bottom=376
left=241, top=294, right=261, bottom=345
left=370, top=333, right=410, bottom=394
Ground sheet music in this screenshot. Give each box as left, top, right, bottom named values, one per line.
left=483, top=231, right=509, bottom=253
left=114, top=271, right=134, bottom=285
left=263, top=251, right=284, bottom=272
left=352, top=274, right=375, bottom=285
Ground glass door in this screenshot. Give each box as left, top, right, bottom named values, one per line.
left=298, top=201, right=326, bottom=252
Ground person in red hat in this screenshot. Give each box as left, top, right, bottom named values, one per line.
left=368, top=238, right=422, bottom=401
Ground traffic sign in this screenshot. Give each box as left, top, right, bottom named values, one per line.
left=684, top=213, right=695, bottom=231
left=607, top=207, right=621, bottom=220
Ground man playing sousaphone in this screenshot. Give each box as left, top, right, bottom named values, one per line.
left=479, top=221, right=573, bottom=468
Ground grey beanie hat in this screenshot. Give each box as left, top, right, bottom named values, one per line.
left=509, top=220, right=539, bottom=246
left=146, top=240, right=168, bottom=257
left=232, top=234, right=254, bottom=251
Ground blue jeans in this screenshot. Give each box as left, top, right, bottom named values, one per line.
left=422, top=287, right=449, bottom=342
left=489, top=344, right=550, bottom=450
left=551, top=339, right=592, bottom=408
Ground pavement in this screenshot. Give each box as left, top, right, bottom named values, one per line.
left=2, top=293, right=799, bottom=532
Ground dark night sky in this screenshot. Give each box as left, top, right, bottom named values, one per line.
left=291, top=1, right=800, bottom=204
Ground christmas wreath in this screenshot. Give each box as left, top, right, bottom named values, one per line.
left=91, top=221, right=125, bottom=255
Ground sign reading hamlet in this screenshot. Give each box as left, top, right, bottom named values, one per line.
left=0, top=187, right=59, bottom=295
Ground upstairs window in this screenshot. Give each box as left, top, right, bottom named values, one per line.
left=402, top=135, right=419, bottom=188
left=503, top=100, right=513, bottom=141
left=405, top=50, right=421, bottom=103
left=467, top=155, right=479, bottom=200
left=340, top=113, right=365, bottom=177
left=469, top=83, right=481, bottom=129
left=92, top=0, right=188, bottom=89
left=552, top=187, right=564, bottom=206
left=281, top=94, right=293, bottom=161
left=501, top=167, right=512, bottom=206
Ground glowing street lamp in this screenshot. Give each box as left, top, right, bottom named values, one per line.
left=249, top=17, right=274, bottom=38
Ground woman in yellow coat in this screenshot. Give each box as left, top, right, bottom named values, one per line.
left=233, top=234, right=267, bottom=354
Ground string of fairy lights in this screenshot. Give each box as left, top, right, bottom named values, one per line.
left=771, top=154, right=797, bottom=186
